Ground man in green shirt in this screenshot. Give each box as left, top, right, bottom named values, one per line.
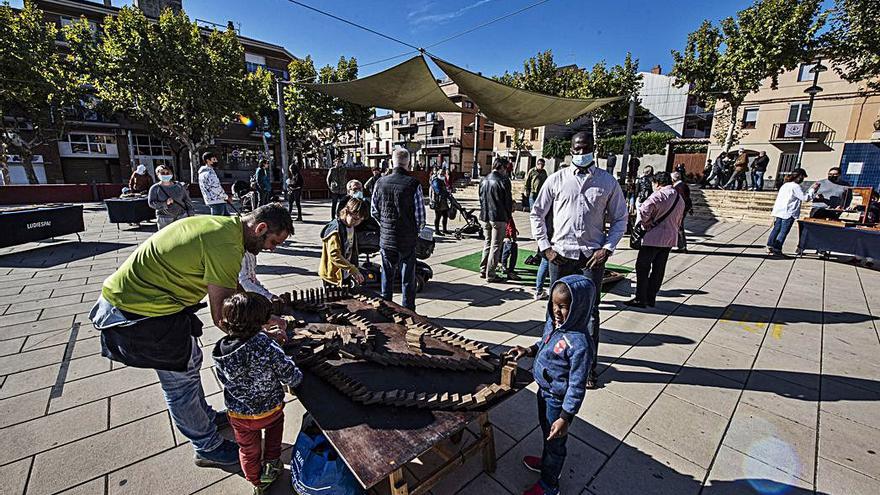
left=89, top=203, right=293, bottom=468
left=525, top=158, right=548, bottom=209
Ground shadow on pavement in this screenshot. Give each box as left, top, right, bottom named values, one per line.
left=0, top=241, right=132, bottom=268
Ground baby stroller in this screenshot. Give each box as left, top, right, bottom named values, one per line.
left=231, top=180, right=258, bottom=214
left=356, top=224, right=434, bottom=292
left=447, top=193, right=483, bottom=240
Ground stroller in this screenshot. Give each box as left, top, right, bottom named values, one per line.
left=356, top=222, right=435, bottom=292
left=447, top=193, right=483, bottom=240
left=231, top=180, right=258, bottom=213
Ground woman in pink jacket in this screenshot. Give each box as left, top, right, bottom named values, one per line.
left=626, top=172, right=685, bottom=308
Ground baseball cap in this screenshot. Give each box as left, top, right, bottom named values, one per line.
left=793, top=168, right=808, bottom=177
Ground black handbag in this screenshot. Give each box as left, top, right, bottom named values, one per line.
left=630, top=193, right=680, bottom=250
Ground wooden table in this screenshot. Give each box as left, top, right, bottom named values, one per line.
left=287, top=297, right=531, bottom=494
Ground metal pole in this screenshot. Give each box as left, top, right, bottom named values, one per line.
left=795, top=63, right=822, bottom=170
left=276, top=79, right=290, bottom=189
left=620, top=97, right=636, bottom=184
left=472, top=113, right=480, bottom=178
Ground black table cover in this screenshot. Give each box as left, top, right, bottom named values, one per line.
left=105, top=197, right=155, bottom=224
left=798, top=220, right=880, bottom=259
left=0, top=205, right=85, bottom=248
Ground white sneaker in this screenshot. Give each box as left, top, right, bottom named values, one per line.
left=533, top=289, right=547, bottom=301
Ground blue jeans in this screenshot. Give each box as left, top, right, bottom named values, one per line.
left=535, top=257, right=550, bottom=292
left=753, top=171, right=765, bottom=191
left=380, top=247, right=417, bottom=310
left=155, top=338, right=223, bottom=453
left=766, top=216, right=795, bottom=253
left=537, top=390, right=566, bottom=493
left=548, top=254, right=603, bottom=378
left=208, top=203, right=228, bottom=216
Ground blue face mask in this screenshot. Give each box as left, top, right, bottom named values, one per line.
left=352, top=191, right=364, bottom=200
left=158, top=174, right=173, bottom=182
left=571, top=153, right=594, bottom=168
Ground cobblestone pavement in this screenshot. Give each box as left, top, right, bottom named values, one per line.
left=1, top=200, right=878, bottom=495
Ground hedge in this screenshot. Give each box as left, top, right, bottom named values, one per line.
left=596, top=131, right=676, bottom=156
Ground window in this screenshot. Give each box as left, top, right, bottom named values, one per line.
left=463, top=101, right=474, bottom=109
left=486, top=155, right=493, bottom=166
left=505, top=136, right=512, bottom=147
left=385, top=141, right=390, bottom=154
left=244, top=53, right=266, bottom=65
left=65, top=133, right=115, bottom=155
left=742, top=108, right=759, bottom=129
left=385, top=122, right=390, bottom=131
left=59, top=16, right=97, bottom=32
left=447, top=126, right=454, bottom=136
left=530, top=128, right=539, bottom=140
left=133, top=135, right=171, bottom=156
left=788, top=103, right=811, bottom=123
left=464, top=126, right=473, bottom=134
left=426, top=113, right=436, bottom=122
left=798, top=62, right=817, bottom=82
left=499, top=131, right=506, bottom=143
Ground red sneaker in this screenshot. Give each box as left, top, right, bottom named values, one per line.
left=522, top=482, right=546, bottom=495
left=522, top=455, right=541, bottom=473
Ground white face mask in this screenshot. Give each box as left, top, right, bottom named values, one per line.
left=571, top=153, right=594, bottom=168
left=352, top=191, right=364, bottom=200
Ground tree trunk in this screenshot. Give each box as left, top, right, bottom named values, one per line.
left=514, top=129, right=522, bottom=173
left=723, top=103, right=739, bottom=153
left=188, top=146, right=200, bottom=184
left=22, top=150, right=39, bottom=184
left=592, top=115, right=599, bottom=158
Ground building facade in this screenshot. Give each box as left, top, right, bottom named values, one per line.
left=706, top=60, right=880, bottom=188
left=362, top=114, right=393, bottom=169
left=639, top=65, right=713, bottom=139
left=4, top=0, right=295, bottom=185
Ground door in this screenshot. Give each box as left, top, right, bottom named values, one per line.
left=774, top=153, right=799, bottom=189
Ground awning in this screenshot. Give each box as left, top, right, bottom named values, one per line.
left=432, top=57, right=622, bottom=128
left=302, top=56, right=462, bottom=113
left=302, top=55, right=623, bottom=128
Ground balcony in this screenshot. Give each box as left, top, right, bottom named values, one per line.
left=424, top=136, right=460, bottom=148
left=392, top=118, right=418, bottom=129
left=770, top=121, right=835, bottom=146
left=245, top=62, right=289, bottom=81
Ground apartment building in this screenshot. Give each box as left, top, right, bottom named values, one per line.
left=362, top=114, right=393, bottom=168
left=706, top=60, right=880, bottom=188
left=4, top=0, right=295, bottom=185
left=640, top=65, right=713, bottom=139
left=389, top=81, right=494, bottom=174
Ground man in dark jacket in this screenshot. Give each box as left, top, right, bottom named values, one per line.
left=751, top=151, right=769, bottom=191
left=672, top=171, right=693, bottom=252
left=371, top=148, right=425, bottom=310
left=479, top=157, right=513, bottom=282
left=525, top=158, right=548, bottom=208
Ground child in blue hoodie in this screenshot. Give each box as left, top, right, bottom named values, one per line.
left=508, top=275, right=595, bottom=495
left=213, top=292, right=303, bottom=494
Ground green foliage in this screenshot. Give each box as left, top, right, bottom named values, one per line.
left=597, top=131, right=676, bottom=156
left=824, top=0, right=880, bottom=91
left=579, top=53, right=643, bottom=122
left=542, top=137, right=570, bottom=160
left=671, top=0, right=824, bottom=151
left=283, top=55, right=373, bottom=159
left=65, top=6, right=273, bottom=180
left=0, top=0, right=85, bottom=183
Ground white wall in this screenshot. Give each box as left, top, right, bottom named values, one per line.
left=639, top=72, right=690, bottom=136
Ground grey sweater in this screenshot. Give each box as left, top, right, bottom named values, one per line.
left=148, top=182, right=194, bottom=219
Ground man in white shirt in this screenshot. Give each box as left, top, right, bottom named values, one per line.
left=768, top=168, right=819, bottom=255
left=530, top=131, right=628, bottom=389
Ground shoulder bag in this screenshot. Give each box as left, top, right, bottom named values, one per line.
left=630, top=193, right=680, bottom=250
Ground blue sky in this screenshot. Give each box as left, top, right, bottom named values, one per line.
left=15, top=0, right=826, bottom=76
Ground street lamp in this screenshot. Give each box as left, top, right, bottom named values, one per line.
left=795, top=60, right=827, bottom=169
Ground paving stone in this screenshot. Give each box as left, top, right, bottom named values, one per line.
left=702, top=445, right=812, bottom=495
left=39, top=301, right=96, bottom=321
left=492, top=427, right=605, bottom=495
left=0, top=388, right=50, bottom=428
left=107, top=443, right=231, bottom=495
left=0, top=309, right=43, bottom=328
left=109, top=383, right=168, bottom=427
left=664, top=367, right=743, bottom=418
left=27, top=412, right=174, bottom=495
left=48, top=365, right=158, bottom=413
left=5, top=294, right=84, bottom=315
left=816, top=456, right=880, bottom=495
left=459, top=473, right=511, bottom=495
left=0, top=344, right=65, bottom=375
left=817, top=412, right=880, bottom=480
left=740, top=371, right=818, bottom=428
left=0, top=314, right=74, bottom=340
left=588, top=432, right=704, bottom=495
left=820, top=376, right=880, bottom=430
left=489, top=384, right=540, bottom=441
left=1, top=289, right=53, bottom=305
left=0, top=457, right=32, bottom=495
left=57, top=478, right=107, bottom=495
left=596, top=363, right=671, bottom=407
left=0, top=399, right=107, bottom=465
left=752, top=347, right=820, bottom=391
left=633, top=393, right=728, bottom=468
left=723, top=403, right=815, bottom=482
left=568, top=388, right=646, bottom=456
left=0, top=336, right=24, bottom=357
left=685, top=342, right=754, bottom=384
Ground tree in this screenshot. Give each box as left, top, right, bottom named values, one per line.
left=0, top=1, right=84, bottom=183
left=824, top=0, right=880, bottom=91
left=671, top=0, right=824, bottom=152
left=283, top=55, right=373, bottom=166
left=65, top=6, right=273, bottom=182
left=542, top=137, right=570, bottom=160
left=578, top=53, right=643, bottom=151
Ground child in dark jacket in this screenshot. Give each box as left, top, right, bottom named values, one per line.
left=508, top=275, right=595, bottom=495
left=213, top=292, right=303, bottom=494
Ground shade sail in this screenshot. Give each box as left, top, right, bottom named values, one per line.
left=432, top=57, right=623, bottom=128
left=302, top=55, right=462, bottom=113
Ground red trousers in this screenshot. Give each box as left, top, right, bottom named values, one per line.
left=229, top=409, right=285, bottom=485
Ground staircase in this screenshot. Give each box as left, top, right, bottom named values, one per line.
left=691, top=188, right=809, bottom=223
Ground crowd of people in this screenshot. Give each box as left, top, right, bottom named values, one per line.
left=92, top=131, right=876, bottom=495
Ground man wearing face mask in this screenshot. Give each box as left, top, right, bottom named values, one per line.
left=810, top=167, right=851, bottom=219
left=335, top=179, right=365, bottom=216
left=88, top=203, right=293, bottom=469
left=530, top=131, right=628, bottom=389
